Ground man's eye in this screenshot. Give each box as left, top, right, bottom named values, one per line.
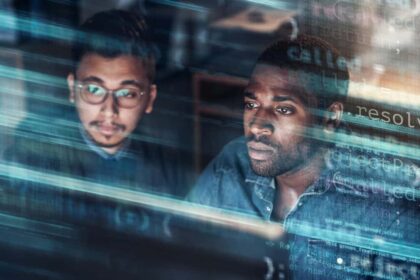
left=276, top=106, right=294, bottom=115
left=115, top=89, right=139, bottom=99
left=86, top=84, right=106, bottom=95
left=245, top=102, right=258, bottom=110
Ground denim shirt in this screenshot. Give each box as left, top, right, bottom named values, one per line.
left=189, top=137, right=420, bottom=279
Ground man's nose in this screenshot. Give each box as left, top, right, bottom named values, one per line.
left=100, top=94, right=119, bottom=117
left=249, top=110, right=274, bottom=136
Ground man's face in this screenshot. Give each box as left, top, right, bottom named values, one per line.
left=243, top=64, right=319, bottom=177
left=67, top=54, right=156, bottom=153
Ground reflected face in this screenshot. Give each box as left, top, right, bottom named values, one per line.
left=243, top=64, right=318, bottom=177
left=67, top=54, right=156, bottom=154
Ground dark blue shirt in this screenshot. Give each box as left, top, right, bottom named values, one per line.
left=2, top=123, right=190, bottom=234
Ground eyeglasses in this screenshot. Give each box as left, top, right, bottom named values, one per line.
left=75, top=82, right=146, bottom=109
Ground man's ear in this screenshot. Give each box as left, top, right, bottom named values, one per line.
left=67, top=73, right=75, bottom=103
left=323, top=102, right=344, bottom=133
left=145, top=84, right=157, bottom=114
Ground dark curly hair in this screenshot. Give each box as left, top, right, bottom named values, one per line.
left=256, top=35, right=349, bottom=109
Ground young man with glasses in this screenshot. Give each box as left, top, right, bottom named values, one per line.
left=4, top=10, right=187, bottom=225
left=67, top=10, right=157, bottom=157
left=63, top=10, right=182, bottom=194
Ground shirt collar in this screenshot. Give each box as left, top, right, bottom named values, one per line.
left=79, top=126, right=130, bottom=161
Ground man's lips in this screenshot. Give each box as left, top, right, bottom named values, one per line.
left=97, top=125, right=120, bottom=136
left=90, top=122, right=124, bottom=137
left=247, top=141, right=274, bottom=161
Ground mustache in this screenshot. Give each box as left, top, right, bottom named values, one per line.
left=89, top=120, right=126, bottom=131
left=246, top=134, right=275, bottom=147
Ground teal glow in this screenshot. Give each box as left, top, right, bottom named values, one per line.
left=285, top=220, right=420, bottom=261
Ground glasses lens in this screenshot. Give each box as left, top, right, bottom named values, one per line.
left=114, top=88, right=143, bottom=108
left=80, top=84, right=107, bottom=104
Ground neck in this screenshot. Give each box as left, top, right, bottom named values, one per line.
left=276, top=148, right=326, bottom=195
left=273, top=149, right=326, bottom=220
left=80, top=127, right=125, bottom=156
left=101, top=145, right=122, bottom=155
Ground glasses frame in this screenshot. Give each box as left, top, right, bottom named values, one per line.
left=75, top=82, right=146, bottom=109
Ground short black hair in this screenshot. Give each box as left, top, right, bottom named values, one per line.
left=71, top=10, right=157, bottom=82
left=256, top=35, right=349, bottom=109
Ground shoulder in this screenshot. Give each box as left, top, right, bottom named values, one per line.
left=4, top=118, right=83, bottom=162
left=188, top=137, right=250, bottom=205
left=4, top=130, right=87, bottom=176
left=299, top=144, right=419, bottom=228
left=327, top=145, right=418, bottom=201
left=207, top=137, right=249, bottom=173
left=313, top=148, right=419, bottom=239
left=196, top=137, right=250, bottom=187
left=4, top=136, right=57, bottom=166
